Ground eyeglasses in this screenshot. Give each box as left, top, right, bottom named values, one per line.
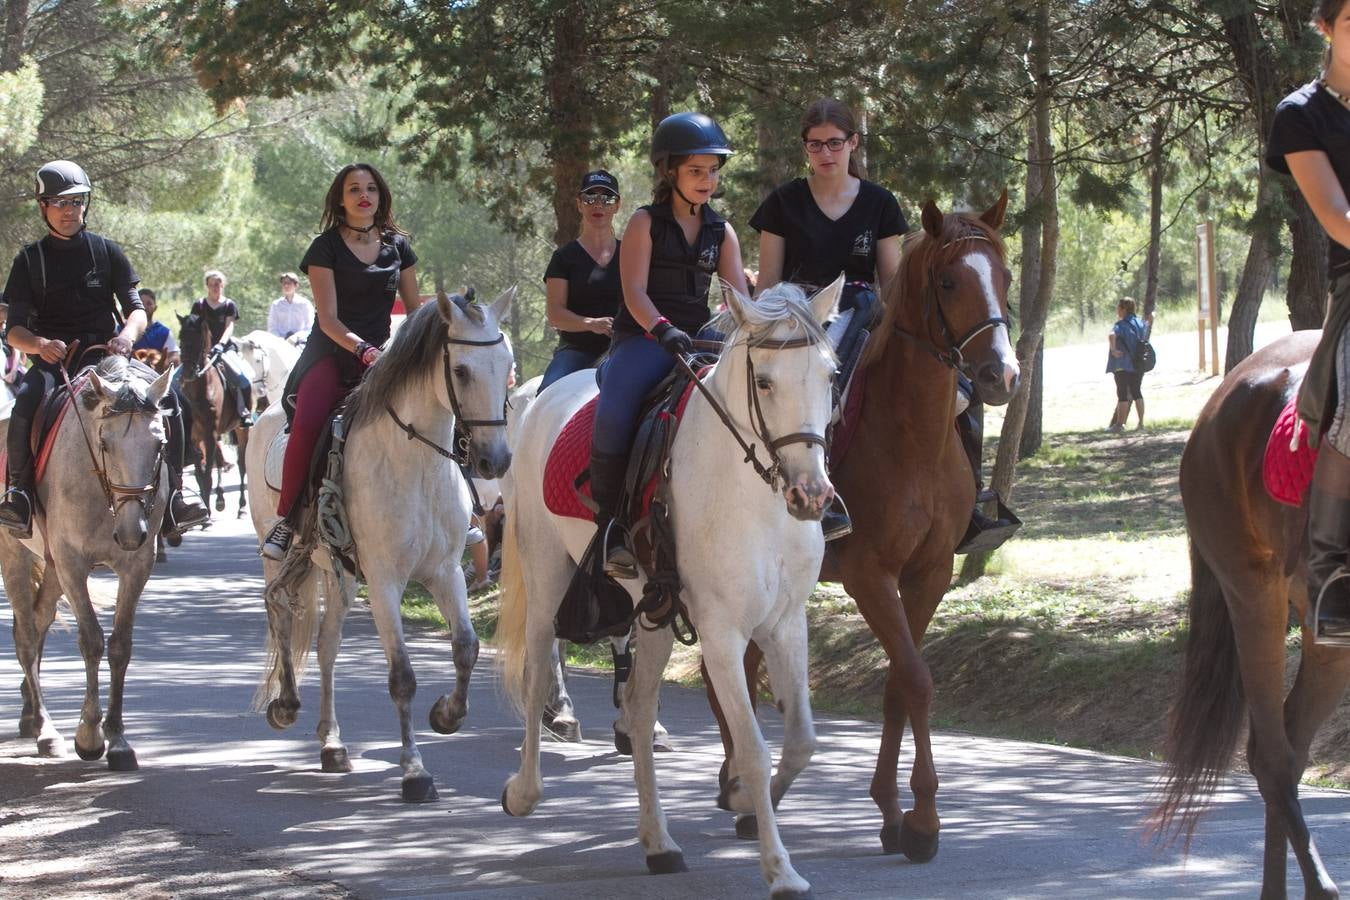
left=41, top=196, right=87, bottom=209
left=580, top=193, right=618, bottom=207
left=803, top=137, right=851, bottom=154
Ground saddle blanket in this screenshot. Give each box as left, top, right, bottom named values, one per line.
left=1264, top=396, right=1318, bottom=507
left=0, top=372, right=89, bottom=486
left=543, top=381, right=697, bottom=522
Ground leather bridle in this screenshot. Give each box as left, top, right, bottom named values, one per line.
left=893, top=234, right=1011, bottom=374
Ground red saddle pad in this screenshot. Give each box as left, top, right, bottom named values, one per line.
left=1263, top=396, right=1318, bottom=507
left=543, top=381, right=698, bottom=522
left=0, top=372, right=89, bottom=487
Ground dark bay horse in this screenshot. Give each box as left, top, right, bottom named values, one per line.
left=177, top=311, right=249, bottom=516
left=1152, top=329, right=1347, bottom=899
left=705, top=193, right=1020, bottom=858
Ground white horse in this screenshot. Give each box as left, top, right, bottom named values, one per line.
left=235, top=329, right=300, bottom=412
left=0, top=356, right=173, bottom=769
left=247, top=289, right=515, bottom=802
left=498, top=280, right=840, bottom=896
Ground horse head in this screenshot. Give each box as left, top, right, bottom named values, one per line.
left=435, top=286, right=516, bottom=479
left=716, top=276, right=841, bottom=521
left=83, top=356, right=172, bottom=550
left=903, top=190, right=1020, bottom=405
left=176, top=311, right=210, bottom=381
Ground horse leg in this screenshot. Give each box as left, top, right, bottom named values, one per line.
left=424, top=561, right=479, bottom=736
left=365, top=575, right=436, bottom=802
left=757, top=615, right=817, bottom=813
left=8, top=560, right=64, bottom=755
left=705, top=641, right=765, bottom=838
left=261, top=561, right=301, bottom=730
left=846, top=565, right=935, bottom=858
left=609, top=630, right=673, bottom=753
left=315, top=569, right=352, bottom=773
left=623, top=623, right=686, bottom=874
left=236, top=426, right=248, bottom=518
left=703, top=630, right=809, bottom=896
left=213, top=447, right=225, bottom=512
left=102, top=563, right=152, bottom=771
left=53, top=562, right=108, bottom=762
left=544, top=638, right=583, bottom=743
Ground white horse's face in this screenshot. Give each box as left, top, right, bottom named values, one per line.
left=86, top=367, right=172, bottom=551
left=436, top=287, right=517, bottom=479
left=724, top=278, right=841, bottom=521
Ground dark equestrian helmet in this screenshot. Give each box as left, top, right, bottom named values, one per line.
left=650, top=112, right=733, bottom=173
left=35, top=160, right=92, bottom=198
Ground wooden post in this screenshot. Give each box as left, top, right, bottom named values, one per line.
left=1197, top=221, right=1219, bottom=375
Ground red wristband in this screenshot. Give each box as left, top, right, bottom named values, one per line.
left=648, top=316, right=671, bottom=335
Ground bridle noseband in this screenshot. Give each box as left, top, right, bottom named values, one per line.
left=894, top=233, right=1011, bottom=373
left=677, top=330, right=830, bottom=492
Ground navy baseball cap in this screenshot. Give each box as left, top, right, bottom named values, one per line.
left=579, top=170, right=619, bottom=196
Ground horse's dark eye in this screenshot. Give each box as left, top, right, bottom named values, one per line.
left=940, top=277, right=956, bottom=290
left=454, top=365, right=470, bottom=379
left=756, top=377, right=772, bottom=392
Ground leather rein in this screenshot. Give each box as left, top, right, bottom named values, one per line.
left=892, top=234, right=1011, bottom=373
left=674, top=331, right=829, bottom=492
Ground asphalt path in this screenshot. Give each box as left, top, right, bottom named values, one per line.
left=3, top=503, right=1350, bottom=898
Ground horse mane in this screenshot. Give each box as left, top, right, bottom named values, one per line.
left=707, top=282, right=837, bottom=367
left=862, top=211, right=1006, bottom=368
left=344, top=296, right=474, bottom=430
left=84, top=354, right=159, bottom=413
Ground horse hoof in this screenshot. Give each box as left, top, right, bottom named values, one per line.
left=37, top=735, right=67, bottom=758
left=18, top=717, right=33, bottom=739
left=770, top=887, right=813, bottom=899
left=401, top=774, right=438, bottom=803
left=166, top=533, right=182, bottom=548
left=735, top=815, right=759, bottom=840
left=653, top=734, right=675, bottom=753
left=880, top=822, right=902, bottom=855
left=716, top=776, right=740, bottom=812
left=430, top=699, right=465, bottom=735
left=266, top=699, right=298, bottom=731
left=156, top=549, right=167, bottom=563
left=214, top=498, right=225, bottom=512
left=614, top=729, right=633, bottom=756
left=107, top=746, right=139, bottom=772
left=320, top=747, right=352, bottom=773
left=75, top=739, right=105, bottom=761
left=898, top=814, right=939, bottom=863
left=645, top=850, right=688, bottom=875
left=544, top=717, right=581, bottom=743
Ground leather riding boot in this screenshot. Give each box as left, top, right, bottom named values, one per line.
left=589, top=449, right=638, bottom=580
left=954, top=392, right=1020, bottom=554
left=0, top=413, right=35, bottom=538
left=1307, top=445, right=1350, bottom=646
left=821, top=495, right=853, bottom=541
left=163, top=470, right=210, bottom=537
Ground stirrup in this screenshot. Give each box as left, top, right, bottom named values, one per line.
left=601, top=519, right=638, bottom=581
left=0, top=487, right=32, bottom=538
left=165, top=490, right=210, bottom=537
left=822, top=495, right=853, bottom=542
left=1313, top=569, right=1350, bottom=649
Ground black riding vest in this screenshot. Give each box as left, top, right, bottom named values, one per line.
left=615, top=203, right=725, bottom=336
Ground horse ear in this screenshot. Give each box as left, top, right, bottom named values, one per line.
left=435, top=289, right=457, bottom=325
left=176, top=313, right=186, bottom=325
left=86, top=370, right=115, bottom=403
left=921, top=199, right=944, bottom=239
left=488, top=285, right=516, bottom=325
left=981, top=188, right=1009, bottom=230
left=720, top=278, right=749, bottom=327
left=147, top=369, right=172, bottom=406
left=810, top=274, right=844, bottom=326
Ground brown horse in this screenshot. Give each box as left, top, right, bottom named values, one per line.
left=177, top=310, right=249, bottom=517
left=1152, top=329, right=1347, bottom=899
left=704, top=193, right=1020, bottom=857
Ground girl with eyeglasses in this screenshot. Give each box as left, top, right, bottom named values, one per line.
left=538, top=170, right=623, bottom=392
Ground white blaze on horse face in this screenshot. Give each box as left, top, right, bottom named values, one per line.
left=960, top=252, right=1020, bottom=392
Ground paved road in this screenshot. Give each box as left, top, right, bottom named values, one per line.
left=2, top=507, right=1349, bottom=899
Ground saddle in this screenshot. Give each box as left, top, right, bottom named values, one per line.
left=0, top=370, right=91, bottom=486
left=263, top=407, right=357, bottom=575
left=1264, top=395, right=1318, bottom=507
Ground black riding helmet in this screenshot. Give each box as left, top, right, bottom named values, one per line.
left=35, top=159, right=92, bottom=234
left=651, top=113, right=733, bottom=214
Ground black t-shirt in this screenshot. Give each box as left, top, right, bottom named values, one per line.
left=749, top=178, right=906, bottom=287
left=1268, top=81, right=1350, bottom=277
left=543, top=239, right=622, bottom=355
left=190, top=298, right=239, bottom=344
left=3, top=231, right=142, bottom=342
left=300, top=228, right=418, bottom=355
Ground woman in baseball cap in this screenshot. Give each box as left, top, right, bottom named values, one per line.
left=539, top=169, right=623, bottom=392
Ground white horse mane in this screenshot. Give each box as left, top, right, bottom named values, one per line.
left=708, top=280, right=838, bottom=366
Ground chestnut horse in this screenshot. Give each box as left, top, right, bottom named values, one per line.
left=1151, top=330, right=1347, bottom=899
left=177, top=311, right=249, bottom=516
left=704, top=193, right=1020, bottom=858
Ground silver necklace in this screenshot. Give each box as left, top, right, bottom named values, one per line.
left=1321, top=75, right=1350, bottom=110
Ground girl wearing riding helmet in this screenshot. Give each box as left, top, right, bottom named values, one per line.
left=539, top=169, right=623, bottom=392
left=1268, top=0, right=1350, bottom=644
left=191, top=269, right=253, bottom=426
left=589, top=112, right=750, bottom=579
left=750, top=98, right=905, bottom=541
left=261, top=162, right=421, bottom=559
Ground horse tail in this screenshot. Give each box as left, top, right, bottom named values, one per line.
left=1147, top=537, right=1246, bottom=848
left=252, top=536, right=321, bottom=711
left=495, top=505, right=529, bottom=714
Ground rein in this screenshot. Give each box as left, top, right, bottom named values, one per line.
left=674, top=331, right=828, bottom=492
left=892, top=234, right=1011, bottom=372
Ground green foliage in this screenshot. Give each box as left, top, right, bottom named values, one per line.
left=0, top=59, right=43, bottom=159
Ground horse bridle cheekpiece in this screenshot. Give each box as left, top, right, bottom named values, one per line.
left=898, top=231, right=1011, bottom=373
left=63, top=355, right=165, bottom=519
left=676, top=329, right=828, bottom=493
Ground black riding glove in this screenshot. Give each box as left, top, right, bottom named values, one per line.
left=651, top=320, right=692, bottom=357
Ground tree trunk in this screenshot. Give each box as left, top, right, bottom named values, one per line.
left=754, top=101, right=796, bottom=203
left=1224, top=178, right=1280, bottom=371
left=1, top=0, right=25, bottom=72
left=544, top=11, right=592, bottom=247
left=1143, top=114, right=1167, bottom=319
left=1018, top=338, right=1044, bottom=460
left=1285, top=183, right=1329, bottom=329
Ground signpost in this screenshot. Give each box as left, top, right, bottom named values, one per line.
left=1196, top=222, right=1220, bottom=376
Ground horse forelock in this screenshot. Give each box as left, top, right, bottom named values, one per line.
left=709, top=284, right=837, bottom=368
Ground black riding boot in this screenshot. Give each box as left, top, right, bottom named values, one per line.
left=589, top=449, right=638, bottom=580
left=955, top=385, right=1020, bottom=554
left=0, top=413, right=35, bottom=538
left=1307, top=446, right=1350, bottom=646
left=160, top=395, right=210, bottom=537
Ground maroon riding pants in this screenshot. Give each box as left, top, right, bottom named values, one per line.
left=277, top=355, right=351, bottom=518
